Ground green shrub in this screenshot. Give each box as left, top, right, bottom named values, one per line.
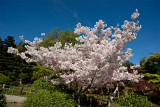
left=51, top=91, right=76, bottom=107
left=23, top=90, right=53, bottom=107
left=10, top=81, right=19, bottom=86
left=32, top=63, right=55, bottom=80
left=32, top=77, right=55, bottom=91
left=0, top=73, right=11, bottom=85
left=114, top=91, right=153, bottom=107
left=144, top=73, right=160, bottom=84
left=0, top=86, right=6, bottom=107
left=23, top=89, right=76, bottom=107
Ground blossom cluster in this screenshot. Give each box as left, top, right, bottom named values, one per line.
left=8, top=9, right=143, bottom=90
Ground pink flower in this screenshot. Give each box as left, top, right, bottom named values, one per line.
left=131, top=9, right=140, bottom=20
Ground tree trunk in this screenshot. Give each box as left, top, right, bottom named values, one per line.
left=108, top=85, right=119, bottom=107
left=20, top=79, right=22, bottom=85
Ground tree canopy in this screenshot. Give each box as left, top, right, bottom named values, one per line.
left=0, top=36, right=34, bottom=85
left=139, top=53, right=160, bottom=74
left=122, top=60, right=134, bottom=67
left=40, top=28, right=80, bottom=48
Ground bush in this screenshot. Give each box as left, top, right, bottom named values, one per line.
left=23, top=89, right=76, bottom=107
left=129, top=80, right=158, bottom=91
left=139, top=53, right=160, bottom=74
left=51, top=91, right=76, bottom=107
left=10, top=81, right=19, bottom=86
left=114, top=91, right=153, bottom=107
left=0, top=73, right=11, bottom=85
left=32, top=63, right=55, bottom=80
left=23, top=90, right=53, bottom=107
left=31, top=77, right=55, bottom=91
left=0, top=86, right=6, bottom=107
left=143, top=73, right=160, bottom=85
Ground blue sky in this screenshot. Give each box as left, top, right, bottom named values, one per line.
left=0, top=0, right=160, bottom=64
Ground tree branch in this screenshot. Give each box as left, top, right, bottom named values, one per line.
left=81, top=76, right=95, bottom=93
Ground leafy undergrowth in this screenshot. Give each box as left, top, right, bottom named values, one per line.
left=114, top=91, right=153, bottom=107
left=23, top=78, right=76, bottom=107
left=23, top=89, right=76, bottom=107
left=0, top=86, right=6, bottom=107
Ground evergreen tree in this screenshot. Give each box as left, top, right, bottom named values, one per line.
left=0, top=36, right=34, bottom=85
left=4, top=36, right=16, bottom=48
left=0, top=37, right=4, bottom=55
left=0, top=36, right=16, bottom=75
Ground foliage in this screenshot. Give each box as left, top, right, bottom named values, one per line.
left=147, top=91, right=160, bottom=106
left=3, top=85, right=36, bottom=96
left=138, top=53, right=160, bottom=105
left=0, top=37, right=3, bottom=55
left=139, top=53, right=160, bottom=74
left=23, top=89, right=76, bottom=107
left=143, top=73, right=160, bottom=88
left=41, top=28, right=80, bottom=48
left=51, top=91, right=76, bottom=107
left=122, top=60, right=134, bottom=67
left=32, top=63, right=54, bottom=80
left=31, top=77, right=55, bottom=90
left=0, top=36, right=35, bottom=85
left=0, top=36, right=16, bottom=76
left=0, top=86, right=6, bottom=107
left=144, top=73, right=160, bottom=84
left=23, top=89, right=53, bottom=107
left=114, top=91, right=153, bottom=107
left=16, top=41, right=26, bottom=52
left=129, top=80, right=158, bottom=91
left=128, top=81, right=160, bottom=105
left=30, top=78, right=75, bottom=107
left=0, top=73, right=11, bottom=85
left=10, top=81, right=20, bottom=86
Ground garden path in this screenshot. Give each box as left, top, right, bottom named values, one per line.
left=5, top=94, right=26, bottom=103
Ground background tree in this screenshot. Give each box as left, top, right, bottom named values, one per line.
left=4, top=36, right=16, bottom=48
left=139, top=53, right=160, bottom=89
left=16, top=41, right=26, bottom=52
left=0, top=36, right=34, bottom=85
left=0, top=36, right=17, bottom=76
left=31, top=63, right=54, bottom=80
left=41, top=28, right=80, bottom=48
left=139, top=53, right=160, bottom=74
left=139, top=56, right=147, bottom=73
left=0, top=37, right=4, bottom=55
left=122, top=60, right=134, bottom=67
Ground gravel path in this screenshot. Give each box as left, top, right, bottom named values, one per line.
left=5, top=94, right=26, bottom=103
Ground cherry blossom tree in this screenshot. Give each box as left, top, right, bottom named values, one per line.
left=8, top=9, right=143, bottom=94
